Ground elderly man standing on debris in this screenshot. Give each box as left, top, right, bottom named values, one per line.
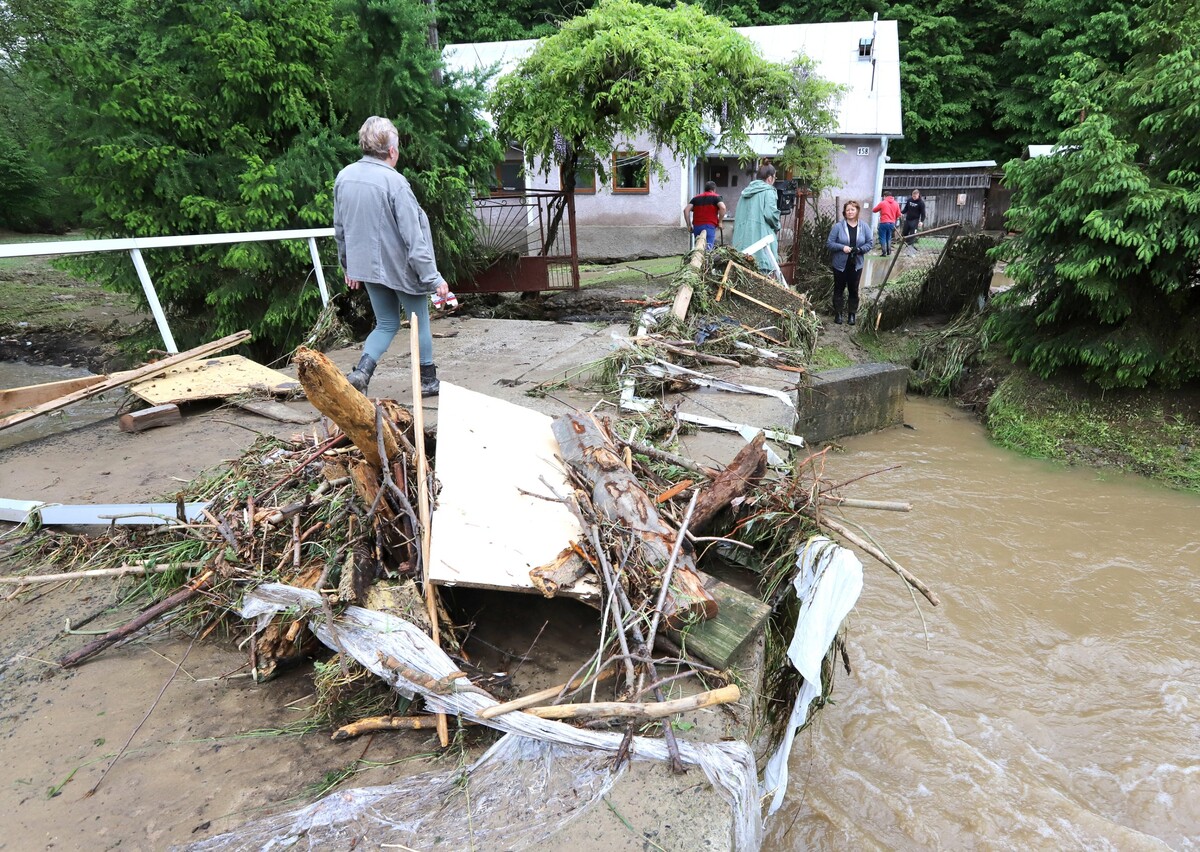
left=731, top=164, right=782, bottom=275
left=334, top=115, right=451, bottom=397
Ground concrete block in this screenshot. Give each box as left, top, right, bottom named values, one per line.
left=795, top=362, right=908, bottom=444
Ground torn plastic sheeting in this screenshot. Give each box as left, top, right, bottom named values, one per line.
left=233, top=583, right=764, bottom=851
left=636, top=360, right=797, bottom=411
left=179, top=734, right=620, bottom=851
left=761, top=535, right=864, bottom=817
left=0, top=498, right=211, bottom=526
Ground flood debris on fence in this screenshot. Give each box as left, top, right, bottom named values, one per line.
left=1, top=245, right=941, bottom=848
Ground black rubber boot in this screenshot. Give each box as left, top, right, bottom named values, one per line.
left=419, top=363, right=440, bottom=397
left=848, top=312, right=857, bottom=326
left=346, top=353, right=377, bottom=394
left=834, top=313, right=843, bottom=325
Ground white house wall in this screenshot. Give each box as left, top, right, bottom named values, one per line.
left=526, top=137, right=693, bottom=261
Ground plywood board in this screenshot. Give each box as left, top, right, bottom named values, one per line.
left=428, top=382, right=598, bottom=600
left=130, top=355, right=300, bottom=405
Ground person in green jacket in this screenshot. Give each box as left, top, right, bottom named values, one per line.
left=731, top=164, right=782, bottom=275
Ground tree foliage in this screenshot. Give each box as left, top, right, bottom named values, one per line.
left=490, top=0, right=841, bottom=195
left=10, top=0, right=497, bottom=358
left=987, top=2, right=1200, bottom=389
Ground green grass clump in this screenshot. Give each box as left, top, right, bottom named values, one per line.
left=985, top=372, right=1200, bottom=492
left=810, top=346, right=852, bottom=370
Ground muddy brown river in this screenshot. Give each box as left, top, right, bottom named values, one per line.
left=768, top=397, right=1199, bottom=850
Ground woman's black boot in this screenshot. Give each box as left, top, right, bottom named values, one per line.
left=346, top=353, right=377, bottom=393
left=420, top=363, right=440, bottom=397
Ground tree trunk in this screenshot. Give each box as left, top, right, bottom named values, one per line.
left=552, top=412, right=717, bottom=627
left=689, top=431, right=768, bottom=533
left=294, top=347, right=408, bottom=470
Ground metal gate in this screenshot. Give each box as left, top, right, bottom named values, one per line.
left=458, top=189, right=580, bottom=294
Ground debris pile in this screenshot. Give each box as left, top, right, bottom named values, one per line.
left=1, top=245, right=943, bottom=847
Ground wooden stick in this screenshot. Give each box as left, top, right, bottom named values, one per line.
left=819, top=496, right=912, bottom=512
left=0, top=562, right=201, bottom=586
left=622, top=439, right=718, bottom=479
left=331, top=714, right=477, bottom=741
left=59, top=569, right=214, bottom=668
left=410, top=314, right=449, bottom=748
left=522, top=684, right=740, bottom=721
left=478, top=666, right=618, bottom=720
left=739, top=323, right=785, bottom=346
left=670, top=234, right=706, bottom=320
left=714, top=260, right=733, bottom=302
left=654, top=479, right=694, bottom=504
left=629, top=336, right=740, bottom=367
left=812, top=512, right=939, bottom=606
left=722, top=284, right=786, bottom=316
left=1, top=331, right=250, bottom=431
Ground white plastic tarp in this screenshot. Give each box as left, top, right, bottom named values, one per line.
left=761, top=535, right=864, bottom=816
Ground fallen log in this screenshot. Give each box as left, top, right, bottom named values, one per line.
left=522, top=684, right=740, bottom=721
left=293, top=347, right=407, bottom=470
left=552, top=412, right=718, bottom=628
left=59, top=569, right=214, bottom=668
left=689, top=432, right=768, bottom=533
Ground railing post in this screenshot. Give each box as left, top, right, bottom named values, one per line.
left=128, top=248, right=178, bottom=353
left=307, top=236, right=330, bottom=307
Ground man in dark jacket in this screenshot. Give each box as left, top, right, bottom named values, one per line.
left=901, top=189, right=926, bottom=254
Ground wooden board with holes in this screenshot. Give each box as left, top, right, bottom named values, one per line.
left=129, top=355, right=300, bottom=405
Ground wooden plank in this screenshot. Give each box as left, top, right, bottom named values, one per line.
left=0, top=331, right=251, bottom=432
left=0, top=372, right=133, bottom=417
left=234, top=399, right=320, bottom=424
left=670, top=571, right=772, bottom=669
left=428, top=382, right=600, bottom=601
left=129, top=354, right=299, bottom=405
left=118, top=404, right=181, bottom=433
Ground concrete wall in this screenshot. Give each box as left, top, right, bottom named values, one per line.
left=815, top=138, right=885, bottom=219
left=794, top=362, right=909, bottom=444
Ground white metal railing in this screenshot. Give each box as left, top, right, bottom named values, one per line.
left=0, top=228, right=336, bottom=353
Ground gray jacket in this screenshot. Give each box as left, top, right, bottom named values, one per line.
left=333, top=157, right=442, bottom=295
left=826, top=219, right=875, bottom=273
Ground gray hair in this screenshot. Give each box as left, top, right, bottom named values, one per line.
left=358, top=116, right=399, bottom=159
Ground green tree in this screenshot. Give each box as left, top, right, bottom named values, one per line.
left=490, top=0, right=841, bottom=212
left=987, top=2, right=1200, bottom=389
left=995, top=0, right=1151, bottom=149
left=18, top=0, right=496, bottom=358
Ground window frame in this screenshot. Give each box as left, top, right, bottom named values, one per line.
left=492, top=161, right=527, bottom=196
left=611, top=151, right=651, bottom=194
left=562, top=159, right=598, bottom=195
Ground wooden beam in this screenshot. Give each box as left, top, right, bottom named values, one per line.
left=118, top=403, right=181, bottom=433
left=670, top=572, right=773, bottom=670
left=0, top=372, right=132, bottom=417
left=0, top=331, right=250, bottom=432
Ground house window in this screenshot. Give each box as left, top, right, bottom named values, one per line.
left=612, top=151, right=650, bottom=194
left=564, top=159, right=597, bottom=194
left=493, top=161, right=526, bottom=195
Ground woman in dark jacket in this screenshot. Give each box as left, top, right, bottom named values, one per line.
left=825, top=200, right=874, bottom=325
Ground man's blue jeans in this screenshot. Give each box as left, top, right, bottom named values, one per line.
left=878, top=222, right=895, bottom=254
left=692, top=224, right=717, bottom=250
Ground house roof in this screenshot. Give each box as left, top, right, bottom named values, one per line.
left=442, top=18, right=903, bottom=143
left=887, top=160, right=999, bottom=170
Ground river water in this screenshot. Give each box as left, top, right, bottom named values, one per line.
left=768, top=397, right=1199, bottom=850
